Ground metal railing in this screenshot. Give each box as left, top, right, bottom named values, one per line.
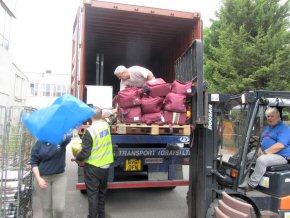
left=175, top=40, right=208, bottom=126
left=0, top=106, right=35, bottom=218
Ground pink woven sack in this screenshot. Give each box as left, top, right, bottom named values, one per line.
left=142, top=111, right=165, bottom=125
left=171, top=80, right=192, bottom=95
left=118, top=106, right=142, bottom=123
left=163, top=111, right=187, bottom=125
left=145, top=78, right=171, bottom=97
left=141, top=96, right=164, bottom=114
left=163, top=93, right=187, bottom=113
left=117, top=87, right=141, bottom=108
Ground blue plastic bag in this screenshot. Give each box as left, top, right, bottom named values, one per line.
left=22, top=94, right=96, bottom=144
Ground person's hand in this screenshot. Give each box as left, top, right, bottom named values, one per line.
left=112, top=108, right=117, bottom=114
left=143, top=86, right=150, bottom=95
left=257, top=148, right=263, bottom=157
left=37, top=177, right=48, bottom=189
left=64, top=131, right=73, bottom=141
left=71, top=158, right=81, bottom=166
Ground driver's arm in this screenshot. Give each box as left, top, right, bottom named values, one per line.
left=263, top=142, right=285, bottom=154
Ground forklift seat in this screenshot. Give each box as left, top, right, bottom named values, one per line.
left=266, top=161, right=290, bottom=172
left=259, top=160, right=290, bottom=197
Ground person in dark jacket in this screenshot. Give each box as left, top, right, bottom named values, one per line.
left=31, top=136, right=71, bottom=218
left=73, top=107, right=114, bottom=218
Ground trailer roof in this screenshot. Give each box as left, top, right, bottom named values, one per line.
left=84, top=0, right=201, bottom=66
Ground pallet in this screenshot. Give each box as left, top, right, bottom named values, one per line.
left=111, top=123, right=191, bottom=135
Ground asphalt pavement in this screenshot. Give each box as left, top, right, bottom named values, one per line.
left=32, top=144, right=189, bottom=218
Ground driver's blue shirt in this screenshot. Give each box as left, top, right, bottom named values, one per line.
left=261, top=121, right=290, bottom=158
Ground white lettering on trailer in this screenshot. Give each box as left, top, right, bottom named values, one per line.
left=208, top=104, right=213, bottom=130
left=285, top=178, right=290, bottom=183
left=158, top=150, right=190, bottom=156
left=119, top=150, right=156, bottom=156
left=119, top=149, right=190, bottom=157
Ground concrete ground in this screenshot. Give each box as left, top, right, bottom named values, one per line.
left=32, top=144, right=189, bottom=218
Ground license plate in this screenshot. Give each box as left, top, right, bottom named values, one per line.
left=125, top=159, right=142, bottom=171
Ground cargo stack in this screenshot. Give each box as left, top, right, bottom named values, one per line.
left=141, top=78, right=170, bottom=125
left=115, top=78, right=192, bottom=126
left=163, top=80, right=192, bottom=125
left=116, top=87, right=143, bottom=123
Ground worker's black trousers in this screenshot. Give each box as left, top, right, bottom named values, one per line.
left=84, top=163, right=109, bottom=218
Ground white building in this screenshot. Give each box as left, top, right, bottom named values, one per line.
left=25, top=71, right=71, bottom=109
left=0, top=0, right=28, bottom=107
left=0, top=0, right=71, bottom=109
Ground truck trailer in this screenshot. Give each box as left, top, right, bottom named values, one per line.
left=70, top=1, right=290, bottom=218
left=70, top=0, right=206, bottom=191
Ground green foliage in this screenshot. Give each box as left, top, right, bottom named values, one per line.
left=204, top=0, right=290, bottom=94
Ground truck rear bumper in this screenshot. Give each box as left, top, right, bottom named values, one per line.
left=76, top=180, right=190, bottom=189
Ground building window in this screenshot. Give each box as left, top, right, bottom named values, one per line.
left=0, top=5, right=11, bottom=50
left=30, top=83, right=34, bottom=96
left=56, top=84, right=62, bottom=97
left=39, top=83, right=45, bottom=96
left=34, top=83, right=39, bottom=96
left=50, top=84, right=55, bottom=96
left=0, top=6, right=5, bottom=34
left=45, top=84, right=50, bottom=96
left=61, top=85, right=66, bottom=95
left=2, top=36, right=8, bottom=49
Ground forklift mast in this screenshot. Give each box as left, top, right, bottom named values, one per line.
left=188, top=93, right=230, bottom=218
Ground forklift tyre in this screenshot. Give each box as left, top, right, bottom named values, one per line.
left=80, top=189, right=87, bottom=194
left=205, top=200, right=218, bottom=218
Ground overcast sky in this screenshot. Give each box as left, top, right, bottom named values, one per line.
left=9, top=0, right=221, bottom=75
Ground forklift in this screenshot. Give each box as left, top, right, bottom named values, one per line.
left=188, top=90, right=290, bottom=218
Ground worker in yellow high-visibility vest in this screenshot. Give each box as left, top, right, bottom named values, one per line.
left=73, top=106, right=114, bottom=218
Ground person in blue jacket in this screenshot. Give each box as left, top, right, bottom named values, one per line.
left=31, top=135, right=71, bottom=218
left=246, top=107, right=290, bottom=191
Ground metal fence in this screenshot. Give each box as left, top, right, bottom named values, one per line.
left=0, top=106, right=35, bottom=218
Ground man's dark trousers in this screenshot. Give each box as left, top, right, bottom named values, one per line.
left=84, top=163, right=109, bottom=218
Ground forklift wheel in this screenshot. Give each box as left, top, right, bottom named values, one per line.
left=80, top=189, right=87, bottom=194
left=205, top=200, right=218, bottom=218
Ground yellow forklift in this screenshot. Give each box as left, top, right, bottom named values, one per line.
left=188, top=90, right=290, bottom=217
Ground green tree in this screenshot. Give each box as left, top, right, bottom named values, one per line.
left=204, top=0, right=290, bottom=94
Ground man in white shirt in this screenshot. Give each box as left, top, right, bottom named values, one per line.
left=114, top=65, right=155, bottom=90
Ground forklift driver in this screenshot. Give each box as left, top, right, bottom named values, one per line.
left=246, top=107, right=290, bottom=191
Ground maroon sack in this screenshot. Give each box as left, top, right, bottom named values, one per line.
left=171, top=80, right=192, bottom=95
left=118, top=106, right=142, bottom=123
left=163, top=93, right=187, bottom=113
left=163, top=111, right=187, bottom=125
left=145, top=78, right=171, bottom=97
left=116, top=87, right=141, bottom=108
left=142, top=111, right=165, bottom=125
left=141, top=96, right=164, bottom=114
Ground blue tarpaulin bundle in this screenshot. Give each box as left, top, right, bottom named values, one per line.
left=22, top=94, right=96, bottom=144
